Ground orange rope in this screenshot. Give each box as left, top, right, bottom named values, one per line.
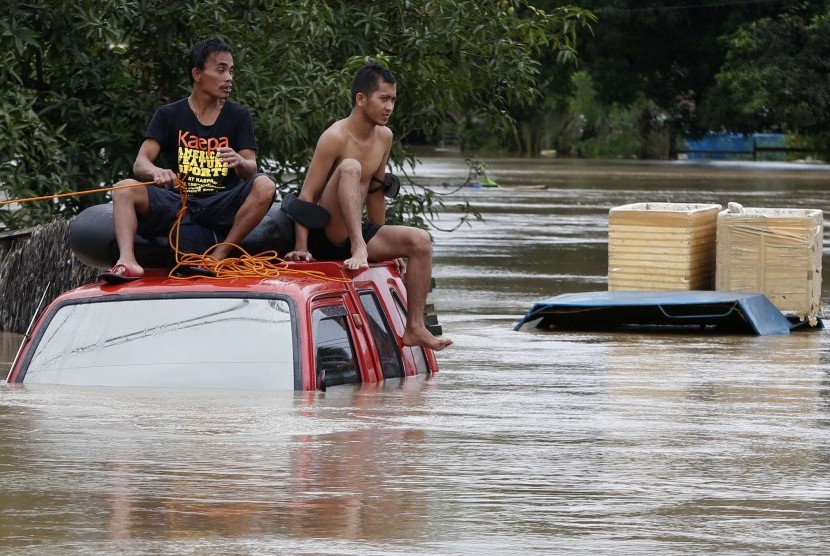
left=166, top=181, right=351, bottom=283
left=0, top=181, right=153, bottom=207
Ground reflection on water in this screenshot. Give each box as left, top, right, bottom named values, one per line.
left=2, top=158, right=830, bottom=553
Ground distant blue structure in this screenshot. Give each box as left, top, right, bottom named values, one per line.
left=680, top=132, right=789, bottom=160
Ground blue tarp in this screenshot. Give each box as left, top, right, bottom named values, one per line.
left=681, top=132, right=787, bottom=160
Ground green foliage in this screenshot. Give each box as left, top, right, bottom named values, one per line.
left=564, top=71, right=647, bottom=158
left=539, top=0, right=829, bottom=159
left=1, top=0, right=593, bottom=229
left=0, top=89, right=70, bottom=228
left=1, top=0, right=187, bottom=228
left=456, top=1, right=596, bottom=156
left=701, top=9, right=830, bottom=156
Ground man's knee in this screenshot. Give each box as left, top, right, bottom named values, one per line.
left=403, top=228, right=432, bottom=258
left=112, top=180, right=145, bottom=205
left=338, top=158, right=362, bottom=179
left=251, top=174, right=277, bottom=203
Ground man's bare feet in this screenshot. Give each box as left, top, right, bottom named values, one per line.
left=114, top=260, right=144, bottom=278
left=98, top=261, right=144, bottom=284
left=343, top=245, right=369, bottom=270
left=402, top=326, right=453, bottom=351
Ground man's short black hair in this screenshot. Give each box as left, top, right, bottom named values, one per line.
left=188, top=37, right=233, bottom=83
left=351, top=62, right=396, bottom=106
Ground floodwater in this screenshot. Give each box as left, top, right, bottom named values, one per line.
left=2, top=157, right=830, bottom=554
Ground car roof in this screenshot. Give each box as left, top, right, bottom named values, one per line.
left=58, top=261, right=385, bottom=302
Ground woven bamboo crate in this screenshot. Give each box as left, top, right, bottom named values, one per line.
left=715, top=206, right=823, bottom=322
left=608, top=202, right=721, bottom=291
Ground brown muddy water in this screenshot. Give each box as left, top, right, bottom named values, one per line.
left=2, top=158, right=830, bottom=554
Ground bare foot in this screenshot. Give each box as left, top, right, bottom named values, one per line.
left=114, top=260, right=144, bottom=278
left=403, top=326, right=454, bottom=351
left=99, top=261, right=144, bottom=284
left=343, top=246, right=369, bottom=270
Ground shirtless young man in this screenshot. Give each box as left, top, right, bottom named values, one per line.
left=103, top=37, right=276, bottom=282
left=284, top=62, right=452, bottom=351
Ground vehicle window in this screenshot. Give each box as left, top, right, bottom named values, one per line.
left=410, top=342, right=429, bottom=374
left=359, top=291, right=404, bottom=379
left=390, top=291, right=430, bottom=374
left=21, top=297, right=297, bottom=390
left=313, top=306, right=360, bottom=388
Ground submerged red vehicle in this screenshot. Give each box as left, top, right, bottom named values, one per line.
left=5, top=261, right=439, bottom=391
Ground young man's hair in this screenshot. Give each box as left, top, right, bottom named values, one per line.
left=188, top=37, right=233, bottom=83
left=351, top=62, right=396, bottom=106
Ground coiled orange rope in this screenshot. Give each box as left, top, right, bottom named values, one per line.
left=165, top=178, right=351, bottom=282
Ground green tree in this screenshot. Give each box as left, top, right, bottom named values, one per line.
left=548, top=0, right=825, bottom=158
left=1, top=0, right=593, bottom=229
left=0, top=1, right=190, bottom=228
left=495, top=1, right=595, bottom=156
left=701, top=9, right=830, bottom=156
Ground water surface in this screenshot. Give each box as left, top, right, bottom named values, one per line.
left=2, top=157, right=830, bottom=554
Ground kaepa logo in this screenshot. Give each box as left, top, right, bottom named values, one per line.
left=178, top=130, right=229, bottom=152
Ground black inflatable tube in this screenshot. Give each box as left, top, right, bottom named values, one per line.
left=69, top=202, right=297, bottom=269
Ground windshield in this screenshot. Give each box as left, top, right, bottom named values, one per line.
left=21, top=296, right=297, bottom=390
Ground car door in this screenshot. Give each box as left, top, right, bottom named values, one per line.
left=310, top=296, right=381, bottom=390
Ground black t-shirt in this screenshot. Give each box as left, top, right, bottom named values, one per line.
left=144, top=98, right=257, bottom=195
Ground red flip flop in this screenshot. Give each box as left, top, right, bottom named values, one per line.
left=98, top=264, right=142, bottom=284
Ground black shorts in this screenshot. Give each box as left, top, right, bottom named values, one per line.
left=308, top=223, right=383, bottom=261
left=137, top=175, right=260, bottom=253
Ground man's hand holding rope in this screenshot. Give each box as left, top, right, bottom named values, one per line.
left=150, top=168, right=179, bottom=187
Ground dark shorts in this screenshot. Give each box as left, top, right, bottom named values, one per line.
left=137, top=175, right=260, bottom=253
left=308, top=222, right=383, bottom=261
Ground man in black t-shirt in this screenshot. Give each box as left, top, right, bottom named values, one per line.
left=101, top=37, right=276, bottom=282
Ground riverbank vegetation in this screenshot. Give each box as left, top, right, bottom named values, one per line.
left=474, top=0, right=830, bottom=160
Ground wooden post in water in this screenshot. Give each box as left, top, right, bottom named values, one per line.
left=0, top=219, right=98, bottom=334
